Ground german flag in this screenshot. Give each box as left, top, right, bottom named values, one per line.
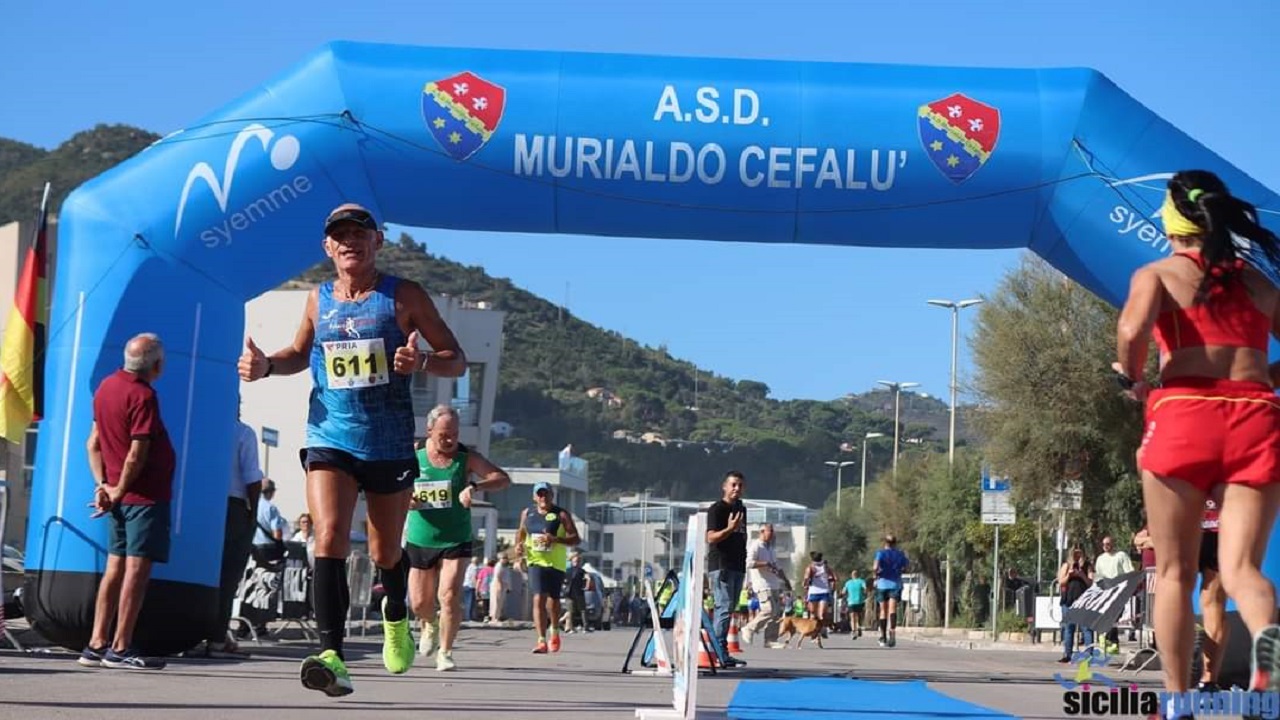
left=0, top=184, right=51, bottom=444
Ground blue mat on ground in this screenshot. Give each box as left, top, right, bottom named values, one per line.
left=727, top=678, right=1018, bottom=720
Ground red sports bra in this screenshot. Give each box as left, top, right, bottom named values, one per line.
left=1152, top=251, right=1269, bottom=354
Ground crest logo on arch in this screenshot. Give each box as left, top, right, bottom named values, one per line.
left=421, top=71, right=506, bottom=161
left=917, top=93, right=1001, bottom=184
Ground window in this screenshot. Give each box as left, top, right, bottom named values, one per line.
left=411, top=371, right=437, bottom=415
left=603, top=533, right=614, bottom=553
left=22, top=425, right=37, bottom=490
left=602, top=560, right=614, bottom=577
left=451, top=363, right=485, bottom=425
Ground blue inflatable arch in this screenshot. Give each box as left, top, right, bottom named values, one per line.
left=26, top=41, right=1280, bottom=652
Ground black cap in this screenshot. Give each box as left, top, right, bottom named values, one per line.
left=324, top=204, right=378, bottom=235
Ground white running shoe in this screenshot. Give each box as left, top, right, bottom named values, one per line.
left=418, top=620, right=438, bottom=657
left=436, top=649, right=456, bottom=672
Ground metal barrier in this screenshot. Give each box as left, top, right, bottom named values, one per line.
left=231, top=541, right=317, bottom=644
left=347, top=549, right=374, bottom=637
left=1122, top=566, right=1160, bottom=674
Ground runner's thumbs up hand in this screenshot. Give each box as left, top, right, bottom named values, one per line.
left=238, top=337, right=269, bottom=382
left=394, top=330, right=425, bottom=375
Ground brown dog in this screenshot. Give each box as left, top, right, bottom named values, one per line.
left=776, top=615, right=825, bottom=649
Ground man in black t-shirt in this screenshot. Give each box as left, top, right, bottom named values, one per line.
left=566, top=553, right=590, bottom=632
left=705, top=471, right=748, bottom=656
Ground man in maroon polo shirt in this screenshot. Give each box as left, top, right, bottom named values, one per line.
left=78, top=332, right=174, bottom=670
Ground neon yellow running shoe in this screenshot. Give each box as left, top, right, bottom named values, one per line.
left=381, top=597, right=415, bottom=674
left=299, top=649, right=353, bottom=697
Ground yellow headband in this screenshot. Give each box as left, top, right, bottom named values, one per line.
left=1161, top=190, right=1203, bottom=237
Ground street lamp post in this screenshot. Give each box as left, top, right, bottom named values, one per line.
left=639, top=489, right=651, bottom=589
left=876, top=380, right=920, bottom=477
left=824, top=460, right=856, bottom=514
left=860, top=432, right=885, bottom=508
left=927, top=299, right=984, bottom=465
left=927, top=297, right=983, bottom=630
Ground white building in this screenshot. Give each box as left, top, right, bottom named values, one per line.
left=584, top=495, right=818, bottom=583
left=241, top=288, right=506, bottom=555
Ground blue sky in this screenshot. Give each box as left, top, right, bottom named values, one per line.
left=3, top=1, right=1277, bottom=402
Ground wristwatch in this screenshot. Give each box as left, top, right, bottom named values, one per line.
left=468, top=480, right=479, bottom=492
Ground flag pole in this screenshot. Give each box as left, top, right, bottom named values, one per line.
left=31, top=182, right=52, bottom=422
left=37, top=182, right=51, bottom=223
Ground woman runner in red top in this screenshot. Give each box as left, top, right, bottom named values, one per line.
left=1115, top=169, right=1280, bottom=716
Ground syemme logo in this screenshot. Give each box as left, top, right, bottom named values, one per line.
left=173, top=123, right=312, bottom=248
left=1104, top=172, right=1175, bottom=255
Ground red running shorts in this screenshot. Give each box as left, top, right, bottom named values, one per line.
left=1137, top=377, right=1280, bottom=491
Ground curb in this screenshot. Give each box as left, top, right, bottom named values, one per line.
left=894, top=629, right=1061, bottom=654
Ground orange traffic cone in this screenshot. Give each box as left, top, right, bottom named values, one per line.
left=727, top=616, right=743, bottom=653
left=697, top=629, right=719, bottom=669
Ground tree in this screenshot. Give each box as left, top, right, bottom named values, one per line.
left=969, top=254, right=1146, bottom=534
left=811, top=502, right=871, bottom=577
left=737, top=380, right=770, bottom=401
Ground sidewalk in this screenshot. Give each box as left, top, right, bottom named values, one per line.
left=893, top=626, right=1063, bottom=654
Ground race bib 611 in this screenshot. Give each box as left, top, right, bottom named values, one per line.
left=323, top=338, right=388, bottom=390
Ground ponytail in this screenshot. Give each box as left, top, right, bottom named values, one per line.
left=1168, top=170, right=1280, bottom=304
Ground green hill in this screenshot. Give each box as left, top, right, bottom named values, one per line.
left=4, top=124, right=974, bottom=508
left=0, top=125, right=160, bottom=225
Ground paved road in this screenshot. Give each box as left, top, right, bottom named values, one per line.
left=0, top=623, right=1169, bottom=719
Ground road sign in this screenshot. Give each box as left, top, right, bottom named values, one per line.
left=981, top=467, right=1010, bottom=493
left=261, top=427, right=279, bottom=448
left=1049, top=480, right=1083, bottom=510
left=981, top=468, right=1016, bottom=525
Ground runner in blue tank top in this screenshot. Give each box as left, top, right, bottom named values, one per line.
left=239, top=203, right=466, bottom=697
left=873, top=534, right=908, bottom=648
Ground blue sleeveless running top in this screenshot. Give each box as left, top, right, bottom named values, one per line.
left=305, top=275, right=414, bottom=461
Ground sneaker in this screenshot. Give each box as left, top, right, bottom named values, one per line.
left=77, top=645, right=107, bottom=667
left=532, top=640, right=549, bottom=654
left=101, top=649, right=166, bottom=670
left=381, top=597, right=415, bottom=675
left=300, top=649, right=354, bottom=697
left=418, top=619, right=438, bottom=657
left=1249, top=624, right=1280, bottom=693
left=436, top=649, right=456, bottom=672
left=888, top=634, right=897, bottom=648
left=549, top=633, right=562, bottom=653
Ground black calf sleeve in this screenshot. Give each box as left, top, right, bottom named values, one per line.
left=379, top=551, right=410, bottom=622
left=313, top=556, right=349, bottom=658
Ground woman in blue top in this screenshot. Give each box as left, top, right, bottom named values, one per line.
left=239, top=203, right=465, bottom=697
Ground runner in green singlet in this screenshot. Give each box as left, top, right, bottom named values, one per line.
left=405, top=405, right=510, bottom=671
